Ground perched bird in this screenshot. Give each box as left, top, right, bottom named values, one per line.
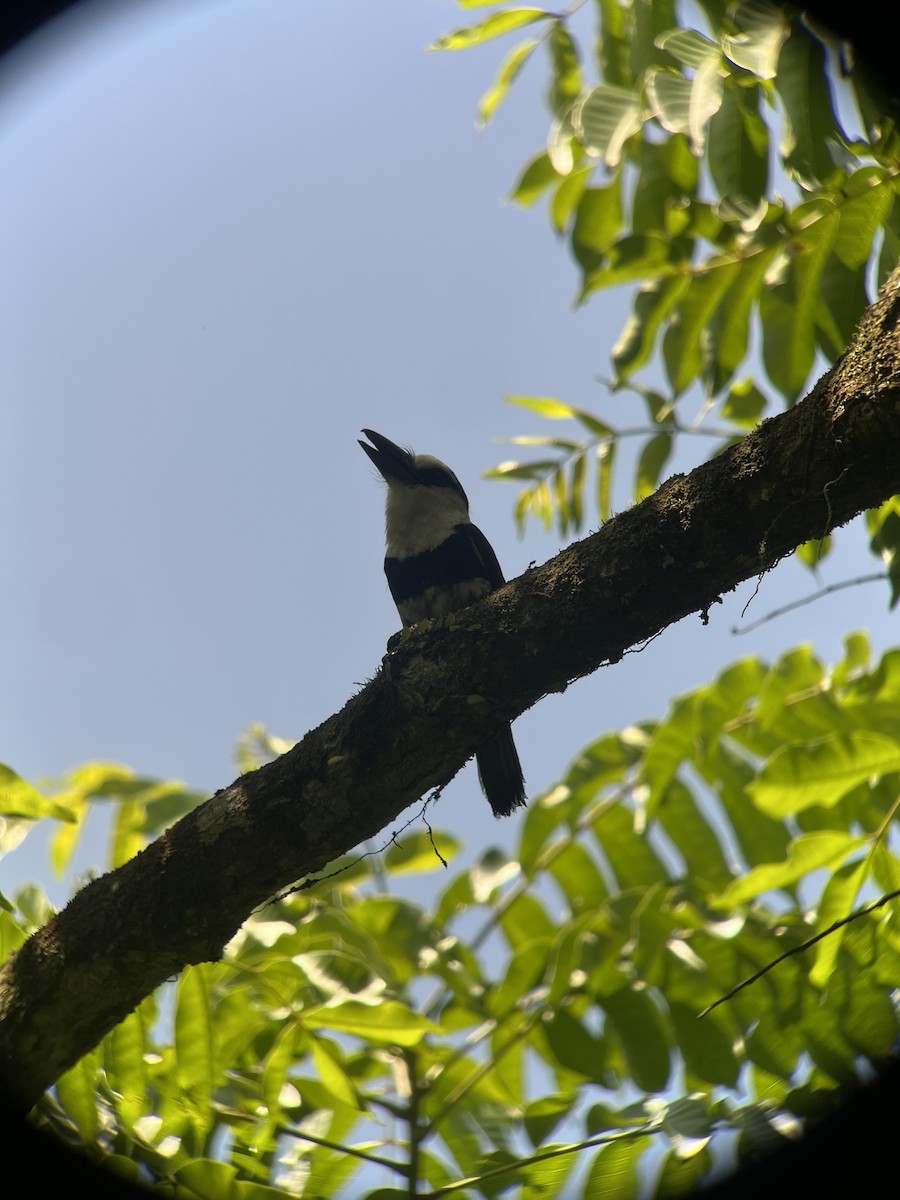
left=359, top=429, right=526, bottom=817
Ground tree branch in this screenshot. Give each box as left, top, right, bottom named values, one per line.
left=2, top=269, right=900, bottom=1114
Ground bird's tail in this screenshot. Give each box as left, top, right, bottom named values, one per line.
left=476, top=724, right=526, bottom=818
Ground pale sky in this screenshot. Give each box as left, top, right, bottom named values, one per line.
left=2, top=0, right=895, bottom=901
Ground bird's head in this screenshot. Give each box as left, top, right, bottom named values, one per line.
left=359, top=429, right=471, bottom=553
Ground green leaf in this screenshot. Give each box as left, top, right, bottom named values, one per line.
left=760, top=206, right=840, bottom=402
left=173, top=1160, right=239, bottom=1200
left=383, top=829, right=461, bottom=874
left=655, top=1144, right=714, bottom=1198
left=632, top=136, right=698, bottom=235
left=645, top=61, right=724, bottom=154
left=478, top=39, right=540, bottom=127
left=550, top=164, right=594, bottom=234
left=542, top=1008, right=607, bottom=1081
left=613, top=275, right=691, bottom=381
left=721, top=379, right=768, bottom=428
left=750, top=732, right=900, bottom=816
left=833, top=168, right=893, bottom=268
left=722, top=0, right=789, bottom=78
left=708, top=81, right=769, bottom=202
left=106, top=1004, right=150, bottom=1129
left=303, top=1000, right=439, bottom=1045
left=0, top=764, right=74, bottom=822
left=706, top=243, right=780, bottom=393
left=506, top=395, right=579, bottom=419
left=655, top=28, right=718, bottom=70
left=662, top=259, right=741, bottom=395
left=547, top=21, right=581, bottom=117
left=713, top=832, right=866, bottom=906
left=572, top=184, right=624, bottom=270
left=311, top=1037, right=362, bottom=1110
left=509, top=151, right=560, bottom=207
left=601, top=986, right=671, bottom=1092
left=669, top=1000, right=740, bottom=1088
left=580, top=235, right=677, bottom=301
left=573, top=85, right=643, bottom=167
left=655, top=781, right=732, bottom=891
left=584, top=1137, right=653, bottom=1200
left=595, top=0, right=633, bottom=87
left=635, top=432, right=672, bottom=500
left=55, top=1050, right=101, bottom=1143
left=809, top=857, right=870, bottom=987
left=175, top=967, right=215, bottom=1119
left=596, top=439, right=616, bottom=522
left=773, top=28, right=842, bottom=189
left=429, top=8, right=554, bottom=52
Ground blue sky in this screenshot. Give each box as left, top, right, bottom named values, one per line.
left=1, top=0, right=895, bottom=901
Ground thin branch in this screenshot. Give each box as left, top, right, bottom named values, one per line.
left=282, top=1126, right=405, bottom=1174
left=425, top=1121, right=663, bottom=1196
left=699, top=886, right=900, bottom=1017
left=732, top=573, right=887, bottom=634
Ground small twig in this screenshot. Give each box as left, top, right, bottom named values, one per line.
left=282, top=1125, right=404, bottom=1174
left=699, top=886, right=900, bottom=1017
left=265, top=797, right=439, bottom=905
left=732, top=573, right=887, bottom=635
left=424, top=813, right=448, bottom=868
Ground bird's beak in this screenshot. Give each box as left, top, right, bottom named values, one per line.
left=359, top=429, right=418, bottom=485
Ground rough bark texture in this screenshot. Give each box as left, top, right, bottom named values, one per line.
left=1, top=271, right=899, bottom=1114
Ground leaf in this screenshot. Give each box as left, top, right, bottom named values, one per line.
left=669, top=1001, right=740, bottom=1088
left=632, top=136, right=698, bottom=235
left=833, top=168, right=893, bottom=268
left=303, top=1000, right=439, bottom=1045
left=713, top=832, right=865, bottom=906
left=383, top=829, right=461, bottom=874
left=572, top=184, right=624, bottom=271
left=506, top=394, right=578, bottom=419
left=583, top=1136, right=653, bottom=1200
left=551, top=164, right=594, bottom=234
left=55, top=1050, right=101, bottom=1143
left=662, top=259, right=740, bottom=395
left=635, top=432, right=673, bottom=500
left=596, top=439, right=617, bottom=522
left=106, top=1004, right=149, bottom=1129
left=655, top=28, right=718, bottom=69
left=573, top=85, right=643, bottom=167
left=172, top=1160, right=239, bottom=1200
left=478, top=39, right=540, bottom=127
left=595, top=0, right=633, bottom=88
left=175, top=967, right=215, bottom=1120
left=547, top=21, right=581, bottom=117
left=580, top=234, right=677, bottom=301
left=311, top=1037, right=362, bottom=1110
left=509, top=151, right=560, bottom=207
left=721, top=379, right=768, bottom=428
left=774, top=28, right=842, bottom=189
left=429, top=8, right=554, bottom=52
left=809, top=857, right=870, bottom=987
left=708, top=81, right=769, bottom=202
left=749, top=732, right=900, bottom=816
left=722, top=0, right=789, bottom=78
left=760, top=207, right=840, bottom=403
left=0, top=764, right=74, bottom=822
left=601, top=986, right=671, bottom=1092
left=706, top=242, right=780, bottom=393
left=613, top=275, right=691, bottom=381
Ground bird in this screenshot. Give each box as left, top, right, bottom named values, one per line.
left=359, top=428, right=526, bottom=817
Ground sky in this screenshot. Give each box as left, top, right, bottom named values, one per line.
left=1, top=0, right=896, bottom=904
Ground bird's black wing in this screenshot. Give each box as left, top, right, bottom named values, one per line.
left=460, top=522, right=506, bottom=591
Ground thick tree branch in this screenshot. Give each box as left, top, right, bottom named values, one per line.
left=2, top=269, right=899, bottom=1113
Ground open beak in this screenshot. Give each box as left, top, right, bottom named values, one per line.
left=358, top=429, right=419, bottom=486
